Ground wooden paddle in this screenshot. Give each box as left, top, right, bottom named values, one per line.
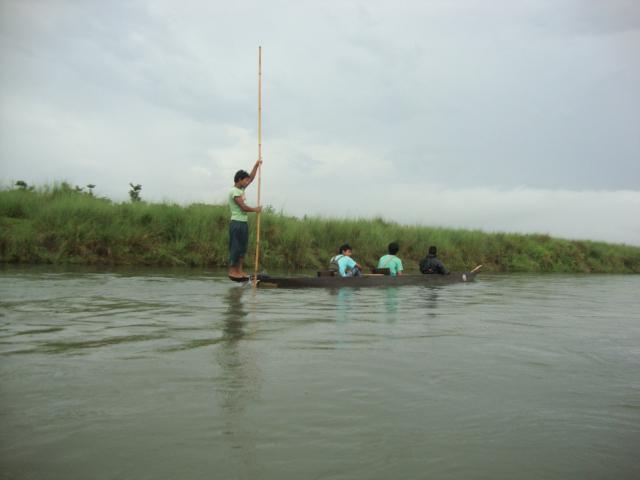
left=470, top=265, right=483, bottom=273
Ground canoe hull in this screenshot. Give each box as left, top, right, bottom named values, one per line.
left=257, top=272, right=476, bottom=289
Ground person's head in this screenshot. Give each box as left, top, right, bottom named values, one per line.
left=428, top=245, right=437, bottom=256
left=339, top=243, right=353, bottom=256
left=234, top=170, right=250, bottom=187
left=388, top=242, right=399, bottom=255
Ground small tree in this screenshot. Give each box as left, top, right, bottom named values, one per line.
left=15, top=180, right=30, bottom=190
left=129, top=183, right=142, bottom=202
left=86, top=184, right=96, bottom=196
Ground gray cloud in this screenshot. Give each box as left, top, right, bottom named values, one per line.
left=1, top=0, right=639, bottom=244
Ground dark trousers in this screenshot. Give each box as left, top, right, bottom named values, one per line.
left=229, top=220, right=248, bottom=266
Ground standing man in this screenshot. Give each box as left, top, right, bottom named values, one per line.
left=228, top=160, right=262, bottom=281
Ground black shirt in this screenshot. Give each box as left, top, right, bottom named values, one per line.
left=419, top=254, right=449, bottom=275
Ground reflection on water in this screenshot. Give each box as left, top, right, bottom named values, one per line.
left=222, top=286, right=249, bottom=342
left=423, top=287, right=439, bottom=318
left=331, top=287, right=355, bottom=323
left=385, top=287, right=398, bottom=317
left=1, top=270, right=639, bottom=480
left=216, top=286, right=260, bottom=475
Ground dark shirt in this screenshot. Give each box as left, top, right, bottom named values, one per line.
left=419, top=254, right=449, bottom=275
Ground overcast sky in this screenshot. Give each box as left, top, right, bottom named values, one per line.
left=1, top=0, right=639, bottom=245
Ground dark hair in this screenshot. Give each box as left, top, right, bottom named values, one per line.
left=388, top=242, right=399, bottom=255
left=339, top=243, right=352, bottom=254
left=234, top=170, right=250, bottom=183
left=428, top=245, right=437, bottom=255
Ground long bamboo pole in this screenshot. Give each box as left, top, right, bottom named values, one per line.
left=252, top=46, right=262, bottom=287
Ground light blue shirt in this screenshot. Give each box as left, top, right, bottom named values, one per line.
left=377, top=254, right=403, bottom=276
left=331, top=255, right=357, bottom=277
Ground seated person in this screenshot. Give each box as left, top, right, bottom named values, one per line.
left=420, top=246, right=449, bottom=275
left=377, top=242, right=404, bottom=276
left=329, top=244, right=363, bottom=277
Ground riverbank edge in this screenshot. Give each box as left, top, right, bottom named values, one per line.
left=1, top=185, right=639, bottom=273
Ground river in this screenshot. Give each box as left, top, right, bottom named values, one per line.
left=1, top=268, right=639, bottom=479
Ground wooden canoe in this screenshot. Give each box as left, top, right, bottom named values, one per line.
left=257, top=272, right=477, bottom=289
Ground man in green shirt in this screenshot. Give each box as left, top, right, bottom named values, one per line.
left=377, top=242, right=404, bottom=276
left=228, top=160, right=262, bottom=280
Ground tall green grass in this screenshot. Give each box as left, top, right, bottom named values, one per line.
left=1, top=184, right=639, bottom=272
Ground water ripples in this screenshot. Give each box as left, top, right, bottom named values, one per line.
left=1, top=269, right=640, bottom=479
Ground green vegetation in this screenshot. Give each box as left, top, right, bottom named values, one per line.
left=1, top=183, right=639, bottom=273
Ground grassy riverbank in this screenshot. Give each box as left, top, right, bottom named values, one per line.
left=1, top=184, right=639, bottom=273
